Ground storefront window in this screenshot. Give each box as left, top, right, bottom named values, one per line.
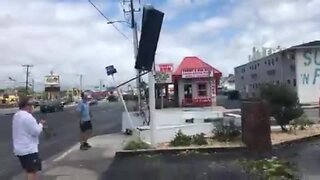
left=198, top=83, right=207, bottom=96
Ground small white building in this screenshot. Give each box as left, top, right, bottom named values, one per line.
left=235, top=40, right=320, bottom=104
left=219, top=74, right=235, bottom=92
left=172, top=57, right=222, bottom=107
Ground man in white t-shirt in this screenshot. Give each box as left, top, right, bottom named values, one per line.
left=12, top=96, right=46, bottom=180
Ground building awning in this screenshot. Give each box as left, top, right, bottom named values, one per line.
left=173, top=56, right=222, bottom=80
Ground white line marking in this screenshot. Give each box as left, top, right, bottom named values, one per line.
left=53, top=144, right=77, bottom=162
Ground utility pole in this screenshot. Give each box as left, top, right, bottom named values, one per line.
left=22, top=64, right=33, bottom=93
left=79, top=74, right=83, bottom=93
left=99, top=79, right=103, bottom=91
left=123, top=0, right=141, bottom=111
left=32, top=79, right=35, bottom=94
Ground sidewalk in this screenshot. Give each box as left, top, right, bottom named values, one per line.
left=12, top=133, right=129, bottom=180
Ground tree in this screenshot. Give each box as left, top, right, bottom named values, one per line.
left=260, top=84, right=303, bottom=132
left=16, top=87, right=34, bottom=98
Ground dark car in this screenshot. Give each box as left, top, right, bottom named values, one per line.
left=32, top=100, right=40, bottom=107
left=40, top=100, right=64, bottom=113
left=107, top=95, right=118, bottom=102
left=89, top=99, right=98, bottom=106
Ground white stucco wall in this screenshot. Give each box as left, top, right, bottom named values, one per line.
left=296, top=48, right=320, bottom=103
left=122, top=109, right=223, bottom=144
left=140, top=123, right=215, bottom=144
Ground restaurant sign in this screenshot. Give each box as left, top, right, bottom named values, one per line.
left=182, top=68, right=213, bottom=78
left=45, top=75, right=60, bottom=87
left=155, top=64, right=173, bottom=83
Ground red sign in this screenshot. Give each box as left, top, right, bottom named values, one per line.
left=182, top=68, right=213, bottom=78
left=211, top=79, right=216, bottom=96
left=156, top=64, right=173, bottom=73
left=155, top=64, right=173, bottom=84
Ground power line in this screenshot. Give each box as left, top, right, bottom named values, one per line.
left=88, top=0, right=130, bottom=40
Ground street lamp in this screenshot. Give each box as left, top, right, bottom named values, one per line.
left=75, top=74, right=83, bottom=93
left=107, top=19, right=141, bottom=112
left=8, top=77, right=16, bottom=89
left=107, top=20, right=131, bottom=25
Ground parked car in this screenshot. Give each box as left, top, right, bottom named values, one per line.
left=107, top=95, right=118, bottom=102
left=89, top=99, right=98, bottom=106
left=40, top=100, right=64, bottom=113
left=32, top=100, right=41, bottom=107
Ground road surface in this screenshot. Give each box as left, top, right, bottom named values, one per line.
left=0, top=101, right=125, bottom=179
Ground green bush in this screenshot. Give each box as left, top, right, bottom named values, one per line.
left=260, top=84, right=304, bottom=132
left=192, top=133, right=208, bottom=145
left=238, top=157, right=296, bottom=180
left=170, top=130, right=192, bottom=147
left=123, top=140, right=150, bottom=150
left=213, top=120, right=241, bottom=142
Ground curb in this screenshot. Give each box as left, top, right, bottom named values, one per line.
left=116, top=146, right=247, bottom=158
left=273, top=134, right=320, bottom=149
left=116, top=134, right=320, bottom=157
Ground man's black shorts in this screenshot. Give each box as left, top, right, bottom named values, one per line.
left=17, top=153, right=41, bottom=173
left=80, top=121, right=92, bottom=132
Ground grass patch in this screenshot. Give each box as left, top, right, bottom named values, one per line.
left=123, top=140, right=151, bottom=150
left=237, top=157, right=297, bottom=180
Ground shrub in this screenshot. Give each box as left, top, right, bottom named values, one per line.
left=123, top=140, right=150, bottom=150
left=192, top=133, right=208, bottom=145
left=260, top=84, right=304, bottom=132
left=213, top=120, right=241, bottom=142
left=289, top=114, right=314, bottom=132
left=228, top=90, right=240, bottom=100
left=238, top=157, right=296, bottom=180
left=170, top=130, right=192, bottom=147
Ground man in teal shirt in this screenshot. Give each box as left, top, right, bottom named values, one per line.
left=76, top=92, right=93, bottom=150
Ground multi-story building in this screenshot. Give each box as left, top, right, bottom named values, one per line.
left=235, top=40, right=320, bottom=104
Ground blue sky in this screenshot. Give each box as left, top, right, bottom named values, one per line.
left=0, top=0, right=319, bottom=90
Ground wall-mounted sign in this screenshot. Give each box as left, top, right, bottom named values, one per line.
left=155, top=63, right=173, bottom=72
left=182, top=68, right=213, bottom=78
left=45, top=75, right=60, bottom=87
left=155, top=64, right=173, bottom=84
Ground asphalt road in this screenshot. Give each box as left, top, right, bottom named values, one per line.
left=0, top=101, right=125, bottom=179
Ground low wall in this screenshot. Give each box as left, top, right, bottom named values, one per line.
left=122, top=108, right=224, bottom=144
left=122, top=109, right=223, bottom=131
left=140, top=123, right=214, bottom=144
left=153, top=110, right=223, bottom=126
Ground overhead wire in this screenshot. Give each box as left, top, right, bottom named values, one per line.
left=88, top=0, right=130, bottom=40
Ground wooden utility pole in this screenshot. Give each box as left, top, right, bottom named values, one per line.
left=22, top=64, right=33, bottom=93
left=122, top=0, right=141, bottom=110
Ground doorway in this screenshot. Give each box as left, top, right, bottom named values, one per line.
left=184, top=84, right=192, bottom=99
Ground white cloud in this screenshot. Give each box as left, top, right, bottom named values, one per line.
left=0, top=0, right=133, bottom=90
left=0, top=0, right=319, bottom=91
left=171, top=0, right=210, bottom=6
left=157, top=0, right=320, bottom=75
left=185, top=17, right=229, bottom=35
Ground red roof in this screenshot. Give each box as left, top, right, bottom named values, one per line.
left=173, top=56, right=222, bottom=76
